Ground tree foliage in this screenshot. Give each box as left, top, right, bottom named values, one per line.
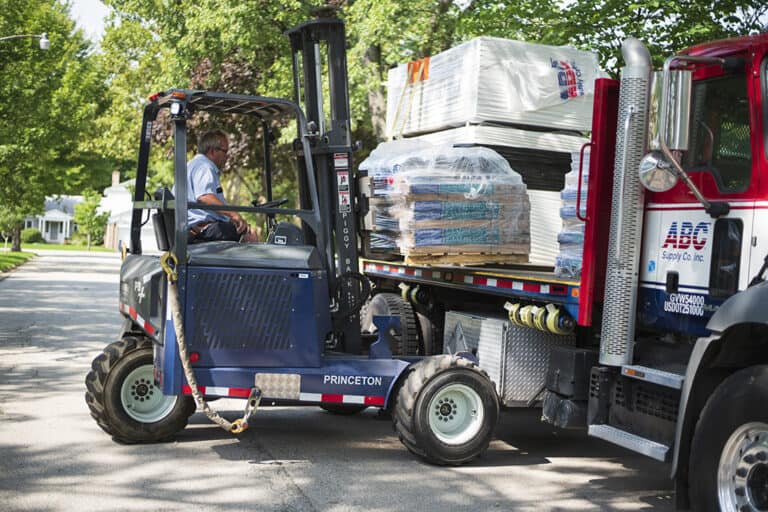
left=3, top=0, right=764, bottom=249
left=73, top=190, right=110, bottom=250
left=0, top=0, right=116, bottom=250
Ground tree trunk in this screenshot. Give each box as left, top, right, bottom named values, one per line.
left=87, top=233, right=92, bottom=251
left=11, top=225, right=21, bottom=252
left=364, top=44, right=388, bottom=139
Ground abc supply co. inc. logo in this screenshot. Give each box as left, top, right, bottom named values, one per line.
left=661, top=221, right=710, bottom=263
left=551, top=59, right=585, bottom=100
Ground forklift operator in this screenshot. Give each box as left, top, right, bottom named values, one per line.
left=181, top=129, right=258, bottom=243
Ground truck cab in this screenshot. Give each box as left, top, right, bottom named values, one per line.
left=638, top=35, right=766, bottom=338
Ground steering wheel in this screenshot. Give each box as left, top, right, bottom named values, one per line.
left=252, top=198, right=289, bottom=208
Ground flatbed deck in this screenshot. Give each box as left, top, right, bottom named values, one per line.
left=361, top=258, right=581, bottom=319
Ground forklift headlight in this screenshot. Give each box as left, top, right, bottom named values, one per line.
left=170, top=101, right=182, bottom=116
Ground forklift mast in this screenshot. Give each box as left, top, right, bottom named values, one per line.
left=287, top=18, right=361, bottom=352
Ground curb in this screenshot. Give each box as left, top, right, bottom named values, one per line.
left=0, top=255, right=36, bottom=282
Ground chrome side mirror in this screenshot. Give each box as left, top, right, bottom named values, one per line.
left=648, top=70, right=692, bottom=151
left=638, top=151, right=679, bottom=192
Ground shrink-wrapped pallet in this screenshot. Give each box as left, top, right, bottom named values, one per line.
left=386, top=37, right=605, bottom=137
left=554, top=150, right=590, bottom=279
left=359, top=141, right=531, bottom=263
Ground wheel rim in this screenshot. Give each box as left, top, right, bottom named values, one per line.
left=120, top=363, right=178, bottom=423
left=427, top=383, right=484, bottom=445
left=718, top=422, right=768, bottom=512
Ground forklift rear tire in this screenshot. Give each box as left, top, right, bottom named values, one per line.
left=393, top=355, right=499, bottom=465
left=319, top=404, right=368, bottom=415
left=85, top=335, right=196, bottom=443
left=689, top=365, right=768, bottom=512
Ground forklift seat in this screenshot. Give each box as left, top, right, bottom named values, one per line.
left=267, top=222, right=305, bottom=246
left=152, top=187, right=175, bottom=251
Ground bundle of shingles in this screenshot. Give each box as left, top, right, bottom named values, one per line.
left=360, top=142, right=531, bottom=265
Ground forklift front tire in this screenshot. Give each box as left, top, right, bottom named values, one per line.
left=85, top=335, right=196, bottom=443
left=393, top=355, right=499, bottom=465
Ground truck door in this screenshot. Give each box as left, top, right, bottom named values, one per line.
left=638, top=55, right=757, bottom=337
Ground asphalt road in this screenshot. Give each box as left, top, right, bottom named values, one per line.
left=0, top=251, right=675, bottom=511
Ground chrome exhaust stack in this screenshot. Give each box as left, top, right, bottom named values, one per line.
left=599, top=38, right=653, bottom=366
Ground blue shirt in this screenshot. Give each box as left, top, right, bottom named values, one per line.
left=175, top=154, right=230, bottom=227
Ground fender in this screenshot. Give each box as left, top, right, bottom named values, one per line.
left=706, top=280, right=768, bottom=333
left=671, top=281, right=768, bottom=477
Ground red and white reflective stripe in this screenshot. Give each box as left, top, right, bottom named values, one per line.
left=120, top=302, right=157, bottom=336
left=364, top=263, right=433, bottom=279
left=181, top=385, right=251, bottom=398
left=299, top=392, right=385, bottom=406
left=181, top=386, right=386, bottom=406
left=364, top=263, right=569, bottom=296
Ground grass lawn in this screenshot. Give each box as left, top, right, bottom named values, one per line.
left=18, top=243, right=115, bottom=253
left=0, top=251, right=35, bottom=272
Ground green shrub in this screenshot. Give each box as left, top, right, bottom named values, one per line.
left=21, top=228, right=44, bottom=244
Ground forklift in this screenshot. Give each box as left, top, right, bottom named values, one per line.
left=84, top=17, right=498, bottom=465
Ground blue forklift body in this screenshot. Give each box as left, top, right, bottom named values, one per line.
left=153, top=242, right=412, bottom=408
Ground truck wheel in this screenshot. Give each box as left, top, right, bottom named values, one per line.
left=393, top=355, right=499, bottom=465
left=689, top=365, right=768, bottom=512
left=319, top=404, right=368, bottom=415
left=361, top=292, right=420, bottom=355
left=84, top=335, right=196, bottom=443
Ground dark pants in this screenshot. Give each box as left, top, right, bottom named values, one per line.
left=189, top=220, right=240, bottom=244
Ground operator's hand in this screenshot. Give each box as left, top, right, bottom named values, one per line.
left=231, top=215, right=248, bottom=234
left=241, top=227, right=259, bottom=243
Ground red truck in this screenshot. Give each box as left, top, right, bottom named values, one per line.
left=359, top=31, right=768, bottom=511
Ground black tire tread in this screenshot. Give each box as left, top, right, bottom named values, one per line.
left=84, top=335, right=195, bottom=443
left=688, top=365, right=768, bottom=512
left=392, top=354, right=496, bottom=465
left=319, top=403, right=368, bottom=415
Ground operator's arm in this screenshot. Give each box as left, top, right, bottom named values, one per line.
left=196, top=193, right=248, bottom=234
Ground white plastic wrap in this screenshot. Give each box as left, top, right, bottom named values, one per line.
left=386, top=37, right=606, bottom=137
left=413, top=124, right=588, bottom=153
left=361, top=142, right=531, bottom=258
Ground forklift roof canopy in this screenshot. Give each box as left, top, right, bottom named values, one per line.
left=149, top=89, right=301, bottom=119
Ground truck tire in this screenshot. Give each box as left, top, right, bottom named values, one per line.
left=319, top=404, right=368, bottom=415
left=84, top=335, right=196, bottom=443
left=689, top=365, right=768, bottom=512
left=361, top=292, right=420, bottom=355
left=393, top=355, right=499, bottom=465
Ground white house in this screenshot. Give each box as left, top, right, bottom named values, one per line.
left=101, top=172, right=160, bottom=253
left=23, top=195, right=83, bottom=243
left=22, top=172, right=159, bottom=251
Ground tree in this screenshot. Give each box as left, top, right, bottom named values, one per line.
left=73, top=190, right=109, bottom=251
left=93, top=0, right=768, bottom=206
left=0, top=1, right=115, bottom=251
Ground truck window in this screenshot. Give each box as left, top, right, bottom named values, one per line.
left=709, top=218, right=742, bottom=298
left=684, top=74, right=751, bottom=193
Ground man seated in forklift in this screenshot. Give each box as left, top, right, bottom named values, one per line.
left=182, top=129, right=258, bottom=243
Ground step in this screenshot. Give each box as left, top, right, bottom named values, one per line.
left=621, top=365, right=685, bottom=390
left=589, top=424, right=669, bottom=461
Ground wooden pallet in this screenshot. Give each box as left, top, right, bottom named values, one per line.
left=404, top=252, right=529, bottom=266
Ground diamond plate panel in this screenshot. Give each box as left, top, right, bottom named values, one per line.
left=255, top=373, right=301, bottom=400
left=445, top=311, right=575, bottom=406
